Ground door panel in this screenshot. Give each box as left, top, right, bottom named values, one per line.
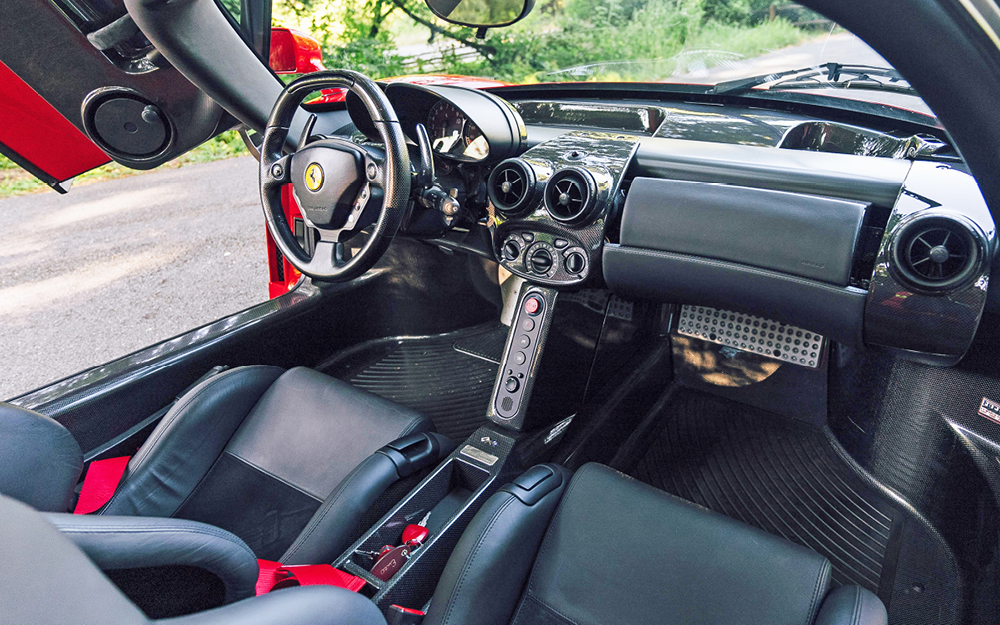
left=0, top=0, right=238, bottom=182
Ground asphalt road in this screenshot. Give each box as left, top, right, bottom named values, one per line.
left=0, top=156, right=265, bottom=400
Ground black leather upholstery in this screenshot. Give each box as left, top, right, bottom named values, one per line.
left=513, top=463, right=834, bottom=625
left=282, top=430, right=455, bottom=566
left=429, top=463, right=887, bottom=625
left=0, top=402, right=82, bottom=512
left=103, top=366, right=286, bottom=517
left=159, top=586, right=387, bottom=625
left=105, top=366, right=433, bottom=559
left=222, top=367, right=432, bottom=502
left=0, top=364, right=439, bottom=610
left=423, top=464, right=571, bottom=625
left=45, top=513, right=260, bottom=603
left=0, top=494, right=149, bottom=625
left=816, top=586, right=888, bottom=625
left=0, top=493, right=389, bottom=625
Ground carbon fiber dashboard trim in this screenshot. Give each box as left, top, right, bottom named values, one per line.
left=493, top=131, right=639, bottom=286
left=864, top=162, right=995, bottom=364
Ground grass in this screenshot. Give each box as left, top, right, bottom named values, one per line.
left=0, top=129, right=249, bottom=200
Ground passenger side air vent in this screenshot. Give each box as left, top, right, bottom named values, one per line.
left=488, top=159, right=536, bottom=215
left=544, top=167, right=597, bottom=225
left=889, top=214, right=985, bottom=292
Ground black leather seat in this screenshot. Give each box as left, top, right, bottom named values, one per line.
left=422, top=462, right=888, bottom=625
left=0, top=366, right=447, bottom=568
left=0, top=493, right=387, bottom=625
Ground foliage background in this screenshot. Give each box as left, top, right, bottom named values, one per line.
left=1, top=0, right=820, bottom=196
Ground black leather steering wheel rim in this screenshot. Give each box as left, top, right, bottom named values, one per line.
left=259, top=70, right=411, bottom=281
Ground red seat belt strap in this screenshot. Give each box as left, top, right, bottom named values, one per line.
left=255, top=560, right=366, bottom=595
left=73, top=456, right=130, bottom=514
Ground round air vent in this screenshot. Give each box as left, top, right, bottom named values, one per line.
left=889, top=214, right=985, bottom=292
left=544, top=167, right=597, bottom=224
left=488, top=159, right=536, bottom=215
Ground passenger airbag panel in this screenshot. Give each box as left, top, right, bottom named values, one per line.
left=620, top=178, right=867, bottom=286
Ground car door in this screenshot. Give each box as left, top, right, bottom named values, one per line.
left=0, top=0, right=270, bottom=192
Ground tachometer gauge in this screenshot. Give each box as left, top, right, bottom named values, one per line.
left=427, top=101, right=466, bottom=155
left=463, top=122, right=489, bottom=160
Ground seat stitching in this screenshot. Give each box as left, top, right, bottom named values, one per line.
left=852, top=586, right=863, bottom=625
left=282, top=454, right=381, bottom=561
left=103, top=367, right=277, bottom=511
left=441, top=493, right=517, bottom=625
left=523, top=594, right=582, bottom=625
left=525, top=463, right=593, bottom=598
left=400, top=415, right=429, bottom=437
left=805, top=559, right=831, bottom=625
left=53, top=526, right=257, bottom=563
left=225, top=451, right=324, bottom=501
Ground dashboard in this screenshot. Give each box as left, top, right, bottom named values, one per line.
left=342, top=83, right=996, bottom=367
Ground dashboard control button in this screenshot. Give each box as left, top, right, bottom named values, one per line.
left=517, top=335, right=531, bottom=349
left=528, top=249, right=553, bottom=274
left=554, top=238, right=569, bottom=249
left=522, top=318, right=535, bottom=332
left=524, top=296, right=542, bottom=315
left=514, top=351, right=526, bottom=365
left=565, top=252, right=586, bottom=274
left=521, top=232, right=534, bottom=242
left=505, top=377, right=520, bottom=393
left=502, top=239, right=521, bottom=261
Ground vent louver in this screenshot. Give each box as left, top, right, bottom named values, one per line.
left=890, top=215, right=984, bottom=292
left=488, top=159, right=535, bottom=215
left=544, top=168, right=597, bottom=224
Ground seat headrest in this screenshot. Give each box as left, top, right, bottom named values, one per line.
left=0, top=402, right=82, bottom=512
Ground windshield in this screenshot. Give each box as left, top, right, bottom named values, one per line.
left=274, top=0, right=932, bottom=116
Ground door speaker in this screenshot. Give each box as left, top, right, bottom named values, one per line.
left=83, top=89, right=171, bottom=159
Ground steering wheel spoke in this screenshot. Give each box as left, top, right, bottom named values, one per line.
left=258, top=70, right=411, bottom=282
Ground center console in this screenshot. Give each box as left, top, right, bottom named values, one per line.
left=308, top=133, right=643, bottom=616
left=311, top=282, right=613, bottom=613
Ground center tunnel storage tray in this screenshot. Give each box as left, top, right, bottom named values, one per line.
left=603, top=177, right=871, bottom=346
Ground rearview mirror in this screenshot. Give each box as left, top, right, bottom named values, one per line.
left=424, top=0, right=534, bottom=28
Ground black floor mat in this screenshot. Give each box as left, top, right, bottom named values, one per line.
left=624, top=391, right=962, bottom=623
left=321, top=324, right=506, bottom=441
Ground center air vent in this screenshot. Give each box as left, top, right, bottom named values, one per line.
left=488, top=159, right=536, bottom=215
left=889, top=214, right=984, bottom=292
left=544, top=168, right=597, bottom=225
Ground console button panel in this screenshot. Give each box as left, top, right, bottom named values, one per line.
left=492, top=288, right=553, bottom=423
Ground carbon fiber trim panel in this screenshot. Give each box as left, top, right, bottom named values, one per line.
left=493, top=131, right=639, bottom=286
left=865, top=162, right=994, bottom=363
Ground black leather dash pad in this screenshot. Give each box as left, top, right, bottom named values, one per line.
left=619, top=177, right=867, bottom=286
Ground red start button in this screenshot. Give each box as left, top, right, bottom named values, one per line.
left=524, top=296, right=542, bottom=315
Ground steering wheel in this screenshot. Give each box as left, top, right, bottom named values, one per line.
left=259, top=70, right=411, bottom=281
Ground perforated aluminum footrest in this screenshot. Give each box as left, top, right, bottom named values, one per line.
left=677, top=305, right=824, bottom=368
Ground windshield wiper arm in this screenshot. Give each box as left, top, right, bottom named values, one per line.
left=711, top=62, right=915, bottom=96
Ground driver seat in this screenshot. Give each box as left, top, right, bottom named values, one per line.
left=0, top=366, right=444, bottom=563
